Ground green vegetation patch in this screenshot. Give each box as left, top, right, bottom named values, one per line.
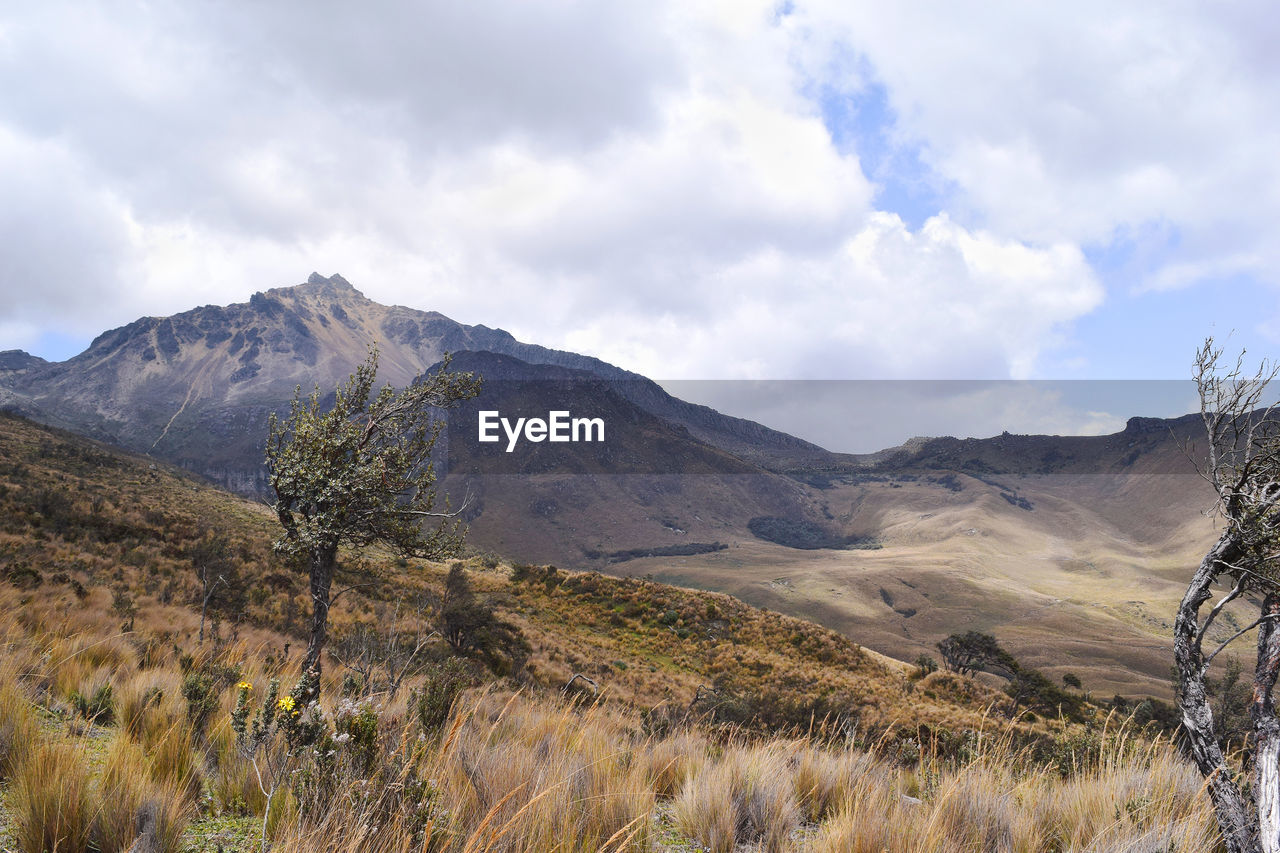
left=746, top=516, right=880, bottom=551
left=583, top=542, right=728, bottom=563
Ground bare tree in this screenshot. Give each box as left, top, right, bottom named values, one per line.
left=1175, top=338, right=1280, bottom=853
left=188, top=533, right=233, bottom=646
left=330, top=596, right=440, bottom=699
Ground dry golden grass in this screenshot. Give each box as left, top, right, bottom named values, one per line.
left=432, top=692, right=655, bottom=852
left=0, top=662, right=38, bottom=781
left=0, top=608, right=1220, bottom=853
left=96, top=735, right=194, bottom=853
left=0, top=414, right=1224, bottom=852
left=807, top=738, right=1215, bottom=853
left=672, top=744, right=800, bottom=853
left=116, top=668, right=184, bottom=746
left=637, top=729, right=704, bottom=798
left=790, top=741, right=883, bottom=823
left=9, top=740, right=96, bottom=853
left=146, top=721, right=204, bottom=805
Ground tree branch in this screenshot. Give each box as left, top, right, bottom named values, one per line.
left=1203, top=613, right=1280, bottom=675
left=1198, top=574, right=1249, bottom=656
left=330, top=582, right=380, bottom=607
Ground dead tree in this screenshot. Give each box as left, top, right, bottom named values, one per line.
left=1175, top=338, right=1280, bottom=853
left=189, top=533, right=233, bottom=646
left=329, top=597, right=439, bottom=699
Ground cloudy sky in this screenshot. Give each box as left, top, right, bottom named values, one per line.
left=1, top=2, right=1276, bottom=446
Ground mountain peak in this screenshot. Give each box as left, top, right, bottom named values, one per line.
left=307, top=271, right=350, bottom=288
left=0, top=350, right=48, bottom=372
left=282, top=272, right=363, bottom=300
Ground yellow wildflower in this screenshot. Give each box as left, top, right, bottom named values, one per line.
left=277, top=695, right=297, bottom=714
left=237, top=681, right=253, bottom=692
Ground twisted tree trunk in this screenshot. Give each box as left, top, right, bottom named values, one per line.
left=1255, top=591, right=1280, bottom=852
left=1174, top=532, right=1259, bottom=853
left=302, top=544, right=337, bottom=686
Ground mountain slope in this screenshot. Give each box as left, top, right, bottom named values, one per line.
left=621, top=420, right=1223, bottom=698
left=0, top=408, right=1005, bottom=733
left=0, top=275, right=1232, bottom=698
left=435, top=350, right=823, bottom=562
left=0, top=274, right=825, bottom=492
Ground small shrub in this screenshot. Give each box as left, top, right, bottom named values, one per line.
left=181, top=671, right=219, bottom=733
left=412, top=658, right=472, bottom=737
left=333, top=698, right=380, bottom=776
left=111, top=584, right=137, bottom=620
left=71, top=681, right=115, bottom=725
left=3, top=561, right=43, bottom=588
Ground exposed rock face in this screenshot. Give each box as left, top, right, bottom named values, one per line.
left=0, top=351, right=48, bottom=410
left=0, top=350, right=47, bottom=373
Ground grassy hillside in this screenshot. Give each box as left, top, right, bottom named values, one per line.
left=608, top=440, right=1232, bottom=700
left=0, top=411, right=1220, bottom=851
left=0, top=410, right=1002, bottom=732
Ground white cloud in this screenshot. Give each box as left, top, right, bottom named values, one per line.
left=796, top=1, right=1280, bottom=291
left=2, top=0, right=1251, bottom=384
left=561, top=212, right=1101, bottom=379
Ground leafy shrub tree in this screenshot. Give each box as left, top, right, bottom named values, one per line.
left=411, top=658, right=474, bottom=738
left=266, top=348, right=481, bottom=683
left=936, top=631, right=1018, bottom=678
left=440, top=564, right=528, bottom=673
left=1004, top=667, right=1084, bottom=721
left=186, top=532, right=238, bottom=645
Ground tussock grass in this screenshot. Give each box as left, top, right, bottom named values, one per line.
left=0, top=663, right=38, bottom=780
left=0, top=615, right=1221, bottom=853
left=434, top=693, right=655, bottom=852
left=791, top=741, right=884, bottom=823
left=146, top=720, right=204, bottom=804
left=116, top=668, right=183, bottom=745
left=95, top=735, right=194, bottom=853
left=807, top=738, right=1216, bottom=853
left=638, top=729, right=704, bottom=798
left=673, top=744, right=800, bottom=853
left=9, top=740, right=96, bottom=853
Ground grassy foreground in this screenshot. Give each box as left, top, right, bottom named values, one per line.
left=0, top=584, right=1216, bottom=853
left=0, top=413, right=1221, bottom=851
